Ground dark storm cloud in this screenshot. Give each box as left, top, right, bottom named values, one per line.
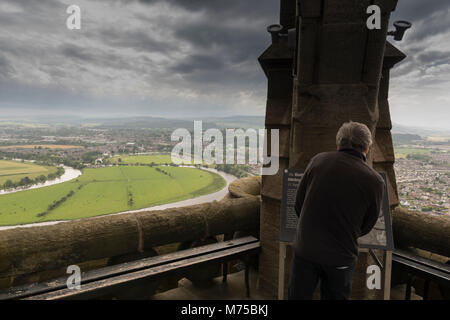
left=392, top=0, right=449, bottom=23
left=171, top=54, right=225, bottom=74
left=133, top=0, right=277, bottom=89
left=403, top=8, right=450, bottom=43
left=389, top=0, right=450, bottom=77
left=416, top=50, right=450, bottom=68
left=0, top=55, right=15, bottom=80
left=59, top=43, right=139, bottom=72
left=60, top=43, right=96, bottom=62
left=138, top=0, right=277, bottom=19
left=388, top=0, right=450, bottom=128
left=173, top=20, right=268, bottom=63
left=0, top=0, right=448, bottom=127
left=391, top=0, right=450, bottom=51
left=97, top=28, right=177, bottom=54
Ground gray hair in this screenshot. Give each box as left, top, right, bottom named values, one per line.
left=336, top=121, right=373, bottom=153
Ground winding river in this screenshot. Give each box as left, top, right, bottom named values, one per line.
left=0, top=166, right=237, bottom=231
left=0, top=165, right=82, bottom=195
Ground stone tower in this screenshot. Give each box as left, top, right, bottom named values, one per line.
left=258, top=0, right=406, bottom=298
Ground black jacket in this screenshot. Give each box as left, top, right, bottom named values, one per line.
left=294, top=148, right=385, bottom=266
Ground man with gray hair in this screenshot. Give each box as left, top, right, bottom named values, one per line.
left=288, top=121, right=385, bottom=300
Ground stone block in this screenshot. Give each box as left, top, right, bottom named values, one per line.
left=261, top=157, right=289, bottom=200
left=297, top=19, right=319, bottom=83
left=265, top=98, right=292, bottom=126
left=374, top=0, right=400, bottom=14
left=261, top=196, right=281, bottom=230
left=373, top=130, right=395, bottom=163
left=263, top=126, right=290, bottom=158
left=258, top=236, right=280, bottom=293
left=267, top=69, right=293, bottom=99
left=260, top=220, right=281, bottom=245
left=378, top=69, right=390, bottom=101
left=323, top=0, right=370, bottom=24
left=377, top=94, right=393, bottom=130
left=299, top=0, right=322, bottom=18
left=362, top=23, right=390, bottom=85
left=293, top=84, right=378, bottom=127
left=318, top=24, right=367, bottom=83
left=280, top=0, right=297, bottom=29
left=290, top=124, right=338, bottom=158
left=372, top=163, right=399, bottom=207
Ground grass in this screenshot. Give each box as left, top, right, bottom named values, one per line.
left=0, top=160, right=58, bottom=186
left=108, top=154, right=215, bottom=166
left=427, top=136, right=450, bottom=143
left=0, top=165, right=226, bottom=226
left=394, top=147, right=432, bottom=159
left=108, top=154, right=173, bottom=165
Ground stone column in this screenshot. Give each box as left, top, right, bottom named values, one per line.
left=259, top=0, right=403, bottom=298
left=290, top=0, right=398, bottom=169
left=373, top=42, right=406, bottom=208
left=257, top=0, right=296, bottom=298
left=288, top=0, right=399, bottom=300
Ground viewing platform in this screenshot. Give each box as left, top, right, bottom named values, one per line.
left=0, top=175, right=448, bottom=300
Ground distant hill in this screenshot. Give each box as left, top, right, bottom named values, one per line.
left=83, top=117, right=197, bottom=129
left=392, top=123, right=450, bottom=137
left=392, top=133, right=423, bottom=145
left=200, top=115, right=265, bottom=129
left=80, top=115, right=266, bottom=130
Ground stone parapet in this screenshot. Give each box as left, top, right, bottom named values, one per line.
left=0, top=177, right=262, bottom=289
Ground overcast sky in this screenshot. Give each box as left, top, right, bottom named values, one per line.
left=0, top=0, right=449, bottom=129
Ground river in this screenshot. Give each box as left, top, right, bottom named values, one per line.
left=0, top=165, right=82, bottom=195
left=0, top=167, right=237, bottom=230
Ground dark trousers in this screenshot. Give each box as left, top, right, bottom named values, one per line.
left=288, top=254, right=355, bottom=300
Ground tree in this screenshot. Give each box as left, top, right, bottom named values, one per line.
left=3, top=180, right=14, bottom=189
left=19, top=176, right=32, bottom=186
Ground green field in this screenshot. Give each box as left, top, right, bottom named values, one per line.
left=0, top=160, right=58, bottom=186
left=108, top=154, right=174, bottom=165
left=0, top=166, right=226, bottom=226
left=394, top=147, right=433, bottom=159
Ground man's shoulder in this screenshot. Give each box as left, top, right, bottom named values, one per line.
left=364, top=166, right=386, bottom=190
left=311, top=151, right=338, bottom=162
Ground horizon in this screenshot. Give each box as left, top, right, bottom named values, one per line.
left=1, top=113, right=450, bottom=133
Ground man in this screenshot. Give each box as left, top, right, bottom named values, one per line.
left=288, top=121, right=385, bottom=300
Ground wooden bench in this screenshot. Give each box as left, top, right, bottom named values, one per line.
left=0, top=236, right=261, bottom=300
left=392, top=249, right=450, bottom=300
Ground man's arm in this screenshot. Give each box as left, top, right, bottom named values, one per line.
left=360, top=180, right=385, bottom=236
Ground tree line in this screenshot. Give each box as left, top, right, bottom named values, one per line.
left=37, top=190, right=75, bottom=218
left=0, top=151, right=85, bottom=170
left=2, top=167, right=65, bottom=191
left=215, top=164, right=249, bottom=178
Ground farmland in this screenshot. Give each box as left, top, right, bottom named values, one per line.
left=394, top=147, right=444, bottom=159
left=108, top=154, right=173, bottom=165
left=0, top=165, right=226, bottom=226
left=0, top=160, right=59, bottom=186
